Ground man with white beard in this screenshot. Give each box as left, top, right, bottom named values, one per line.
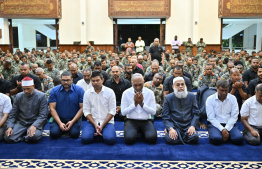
left=162, top=77, right=200, bottom=144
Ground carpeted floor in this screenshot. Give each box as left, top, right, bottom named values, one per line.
left=0, top=118, right=261, bottom=163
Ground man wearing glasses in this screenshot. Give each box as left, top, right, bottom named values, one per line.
left=206, top=79, right=243, bottom=145
left=48, top=71, right=85, bottom=139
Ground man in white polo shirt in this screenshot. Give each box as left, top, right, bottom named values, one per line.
left=0, top=93, right=12, bottom=141
left=76, top=69, right=92, bottom=91
left=241, top=84, right=262, bottom=145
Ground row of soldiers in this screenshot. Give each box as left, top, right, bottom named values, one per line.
left=0, top=47, right=262, bottom=101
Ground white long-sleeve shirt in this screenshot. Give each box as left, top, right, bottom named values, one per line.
left=121, top=87, right=156, bottom=120
left=76, top=79, right=93, bottom=91
left=171, top=39, right=181, bottom=49
left=83, top=86, right=116, bottom=124
left=206, top=93, right=239, bottom=131
left=135, top=40, right=145, bottom=52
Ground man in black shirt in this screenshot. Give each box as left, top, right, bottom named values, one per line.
left=70, top=63, right=83, bottom=84
left=229, top=68, right=247, bottom=110
left=163, top=66, right=192, bottom=99
left=0, top=73, right=10, bottom=96
left=94, top=60, right=109, bottom=85
left=149, top=38, right=165, bottom=65
left=247, top=65, right=262, bottom=97
left=243, top=58, right=259, bottom=88
left=10, top=63, right=42, bottom=95
left=176, top=61, right=193, bottom=83
left=104, top=66, right=131, bottom=119
left=130, top=58, right=144, bottom=76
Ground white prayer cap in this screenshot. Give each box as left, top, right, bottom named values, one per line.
left=22, top=77, right=34, bottom=87
left=173, top=77, right=184, bottom=85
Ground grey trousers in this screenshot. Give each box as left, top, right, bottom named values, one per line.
left=243, top=125, right=262, bottom=146
left=164, top=128, right=199, bottom=145
left=4, top=121, right=44, bottom=143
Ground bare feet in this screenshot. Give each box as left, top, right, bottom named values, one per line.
left=198, top=121, right=207, bottom=129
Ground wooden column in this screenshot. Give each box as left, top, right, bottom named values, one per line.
left=220, top=18, right=223, bottom=51
left=8, top=19, right=13, bottom=53
left=55, top=19, right=59, bottom=49
left=160, top=18, right=165, bottom=47
left=113, top=19, right=118, bottom=53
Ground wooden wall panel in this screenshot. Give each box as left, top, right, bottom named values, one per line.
left=165, top=44, right=222, bottom=56
left=59, top=45, right=114, bottom=53
left=0, top=45, right=10, bottom=53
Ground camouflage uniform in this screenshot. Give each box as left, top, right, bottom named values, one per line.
left=45, top=68, right=60, bottom=80
left=163, top=59, right=171, bottom=72
left=57, top=59, right=68, bottom=71
left=218, top=64, right=227, bottom=72
left=41, top=75, right=54, bottom=93
left=196, top=41, right=206, bottom=54
left=245, top=61, right=251, bottom=70
left=1, top=66, right=18, bottom=82
left=45, top=88, right=52, bottom=100
left=12, top=60, right=22, bottom=68
left=79, top=61, right=87, bottom=71
left=198, top=73, right=220, bottom=90
left=184, top=64, right=196, bottom=77
left=169, top=53, right=177, bottom=59
left=192, top=64, right=202, bottom=88
left=142, top=60, right=150, bottom=73
left=185, top=41, right=193, bottom=54
left=145, top=66, right=164, bottom=75
left=144, top=81, right=163, bottom=117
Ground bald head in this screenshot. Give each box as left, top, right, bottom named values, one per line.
left=70, top=63, right=78, bottom=77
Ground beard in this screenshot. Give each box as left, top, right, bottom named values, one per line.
left=173, top=86, right=188, bottom=99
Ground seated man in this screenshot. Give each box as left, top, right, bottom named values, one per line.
left=198, top=64, right=219, bottom=90
left=144, top=73, right=164, bottom=117
left=81, top=71, right=116, bottom=145
left=49, top=71, right=85, bottom=139
left=5, top=77, right=48, bottom=143
left=241, top=84, right=262, bottom=146
left=35, top=68, right=54, bottom=93
left=144, top=60, right=165, bottom=83
left=121, top=73, right=157, bottom=144
left=206, top=79, right=243, bottom=145
left=0, top=93, right=12, bottom=141
left=76, top=68, right=93, bottom=91
left=162, top=77, right=199, bottom=144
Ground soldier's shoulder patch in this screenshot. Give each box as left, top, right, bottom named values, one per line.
left=199, top=77, right=202, bottom=80
left=217, top=77, right=220, bottom=80
left=144, top=83, right=150, bottom=87
left=57, top=72, right=60, bottom=75
left=203, top=73, right=206, bottom=76
left=160, top=85, right=163, bottom=90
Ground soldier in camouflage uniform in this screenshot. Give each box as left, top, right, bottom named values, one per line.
left=201, top=57, right=222, bottom=75
left=198, top=64, right=220, bottom=89
left=79, top=56, right=87, bottom=71
left=30, top=64, right=38, bottom=75
left=1, top=59, right=18, bottom=82
left=144, top=73, right=164, bottom=117
left=220, top=62, right=236, bottom=81
left=45, top=77, right=61, bottom=100
left=12, top=55, right=22, bottom=68
left=169, top=49, right=177, bottom=59
left=196, top=38, right=206, bottom=54
left=163, top=53, right=172, bottom=72
left=45, top=60, right=60, bottom=79
left=184, top=57, right=196, bottom=77
left=192, top=58, right=202, bottom=88
left=145, top=65, right=164, bottom=75
left=35, top=68, right=54, bottom=93
left=57, top=53, right=68, bottom=71
left=185, top=38, right=193, bottom=54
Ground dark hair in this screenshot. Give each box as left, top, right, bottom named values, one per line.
left=251, top=57, right=259, bottom=62
left=21, top=55, right=27, bottom=59
left=125, top=63, right=132, bottom=68
left=101, top=55, right=106, bottom=60
left=82, top=68, right=92, bottom=73
left=216, top=79, right=229, bottom=88
left=46, top=60, right=53, bottom=64
left=61, top=71, right=72, bottom=78
left=4, top=60, right=11, bottom=66
left=205, top=63, right=213, bottom=68
left=68, top=60, right=73, bottom=63
left=91, top=70, right=103, bottom=79
left=53, top=77, right=61, bottom=86
left=223, top=57, right=229, bottom=64
left=20, top=62, right=29, bottom=67
left=173, top=65, right=183, bottom=72
left=94, top=60, right=101, bottom=66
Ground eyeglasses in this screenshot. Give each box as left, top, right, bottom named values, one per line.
left=61, top=79, right=71, bottom=83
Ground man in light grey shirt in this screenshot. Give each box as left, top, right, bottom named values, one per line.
left=76, top=69, right=93, bottom=91
left=0, top=93, right=12, bottom=141
left=241, top=84, right=262, bottom=145
left=206, top=79, right=243, bottom=145
left=5, top=77, right=48, bottom=143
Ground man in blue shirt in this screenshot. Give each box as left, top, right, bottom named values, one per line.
left=49, top=71, right=85, bottom=139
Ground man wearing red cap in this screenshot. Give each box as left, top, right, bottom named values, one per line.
left=4, top=77, right=48, bottom=143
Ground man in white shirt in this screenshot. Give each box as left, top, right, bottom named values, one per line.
left=0, top=93, right=12, bottom=141
left=121, top=73, right=157, bottom=144
left=171, top=35, right=181, bottom=54
left=206, top=79, right=243, bottom=145
left=135, top=36, right=145, bottom=53
left=241, top=84, right=262, bottom=145
left=81, top=70, right=116, bottom=145
left=76, top=69, right=92, bottom=91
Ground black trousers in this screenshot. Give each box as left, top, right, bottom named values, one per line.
left=124, top=119, right=157, bottom=144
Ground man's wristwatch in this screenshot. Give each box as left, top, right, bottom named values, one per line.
left=168, top=127, right=173, bottom=131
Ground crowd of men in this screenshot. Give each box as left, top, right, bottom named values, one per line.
left=0, top=35, right=262, bottom=146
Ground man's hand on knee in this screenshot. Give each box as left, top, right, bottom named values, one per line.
left=187, top=126, right=196, bottom=136
left=5, top=127, right=13, bottom=137
left=169, top=128, right=177, bottom=140
left=28, top=126, right=36, bottom=137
